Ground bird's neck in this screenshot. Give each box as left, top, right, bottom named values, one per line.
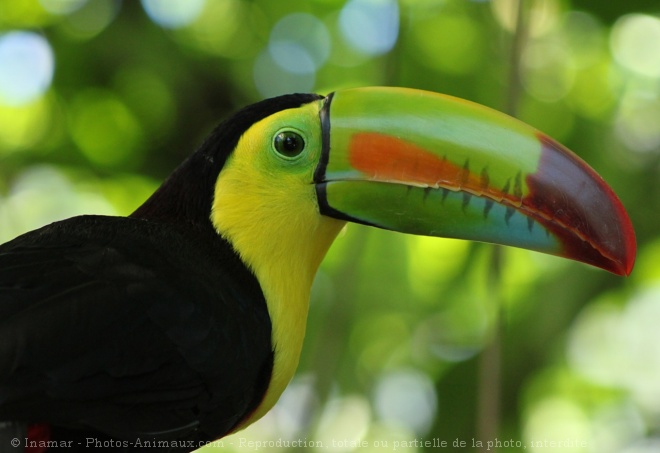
left=131, top=152, right=220, bottom=230
left=211, top=176, right=345, bottom=430
left=233, top=227, right=337, bottom=430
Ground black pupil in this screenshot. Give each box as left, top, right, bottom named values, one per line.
left=275, top=132, right=304, bottom=157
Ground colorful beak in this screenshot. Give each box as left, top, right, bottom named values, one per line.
left=314, top=87, right=636, bottom=276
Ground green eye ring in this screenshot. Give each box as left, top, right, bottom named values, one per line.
left=273, top=130, right=306, bottom=159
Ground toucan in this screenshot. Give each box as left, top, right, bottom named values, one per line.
left=0, top=87, right=635, bottom=452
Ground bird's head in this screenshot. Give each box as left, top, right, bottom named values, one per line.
left=211, top=86, right=636, bottom=281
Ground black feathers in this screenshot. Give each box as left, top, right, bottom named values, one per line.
left=0, top=216, right=273, bottom=447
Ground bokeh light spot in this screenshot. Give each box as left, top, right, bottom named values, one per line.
left=141, top=0, right=205, bottom=29
left=0, top=31, right=54, bottom=106
left=414, top=308, right=487, bottom=363
left=524, top=397, right=590, bottom=452
left=568, top=286, right=660, bottom=411
left=269, top=13, right=330, bottom=74
left=614, top=88, right=660, bottom=154
left=253, top=49, right=315, bottom=98
left=339, top=0, right=399, bottom=55
left=270, top=375, right=318, bottom=439
left=611, top=14, right=660, bottom=78
left=269, top=41, right=317, bottom=75
left=316, top=395, right=371, bottom=451
left=373, top=368, right=437, bottom=435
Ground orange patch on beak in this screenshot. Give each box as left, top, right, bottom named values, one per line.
left=348, top=133, right=465, bottom=186
left=348, top=132, right=508, bottom=202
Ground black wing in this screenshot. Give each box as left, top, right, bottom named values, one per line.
left=0, top=215, right=272, bottom=443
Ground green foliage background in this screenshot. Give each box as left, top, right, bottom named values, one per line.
left=1, top=1, right=659, bottom=452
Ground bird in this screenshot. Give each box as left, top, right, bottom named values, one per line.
left=0, top=87, right=636, bottom=452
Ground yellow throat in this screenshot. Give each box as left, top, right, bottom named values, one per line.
left=210, top=102, right=345, bottom=430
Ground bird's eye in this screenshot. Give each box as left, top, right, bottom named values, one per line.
left=273, top=131, right=305, bottom=158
